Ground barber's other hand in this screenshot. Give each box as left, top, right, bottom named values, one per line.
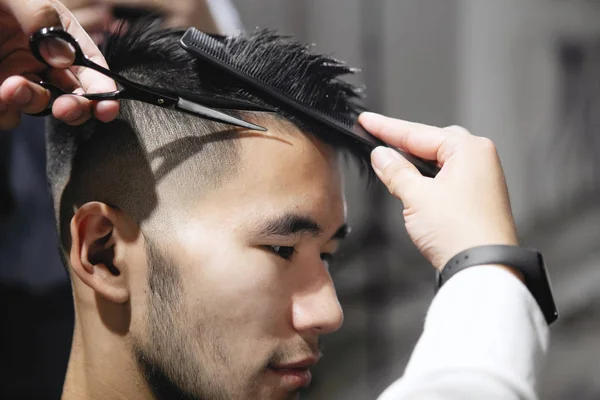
left=0, top=0, right=119, bottom=130
left=359, top=112, right=519, bottom=271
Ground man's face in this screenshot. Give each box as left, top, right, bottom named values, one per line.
left=129, top=122, right=347, bottom=400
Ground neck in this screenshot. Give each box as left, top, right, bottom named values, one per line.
left=62, top=298, right=152, bottom=400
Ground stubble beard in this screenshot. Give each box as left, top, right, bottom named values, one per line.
left=132, top=241, right=233, bottom=400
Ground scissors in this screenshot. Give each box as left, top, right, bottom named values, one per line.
left=27, top=27, right=272, bottom=131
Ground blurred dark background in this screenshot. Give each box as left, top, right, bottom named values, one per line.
left=2, top=0, right=600, bottom=399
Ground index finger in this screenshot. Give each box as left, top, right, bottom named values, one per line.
left=359, top=112, right=467, bottom=165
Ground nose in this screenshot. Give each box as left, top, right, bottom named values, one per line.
left=291, top=272, right=344, bottom=335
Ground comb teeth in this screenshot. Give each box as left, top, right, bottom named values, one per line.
left=180, top=28, right=441, bottom=178
left=184, top=29, right=352, bottom=126
left=180, top=28, right=377, bottom=147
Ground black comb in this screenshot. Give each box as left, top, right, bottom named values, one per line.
left=179, top=28, right=440, bottom=178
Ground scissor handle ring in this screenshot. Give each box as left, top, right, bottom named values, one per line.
left=29, top=27, right=87, bottom=67
left=22, top=81, right=65, bottom=117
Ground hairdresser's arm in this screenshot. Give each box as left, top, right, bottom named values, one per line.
left=0, top=0, right=119, bottom=130
left=358, top=113, right=549, bottom=399
left=377, top=266, right=548, bottom=400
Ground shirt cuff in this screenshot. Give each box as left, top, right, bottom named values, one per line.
left=379, top=265, right=549, bottom=399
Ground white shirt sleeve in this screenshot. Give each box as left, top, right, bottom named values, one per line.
left=377, top=266, right=550, bottom=400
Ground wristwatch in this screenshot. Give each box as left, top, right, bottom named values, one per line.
left=436, top=245, right=558, bottom=325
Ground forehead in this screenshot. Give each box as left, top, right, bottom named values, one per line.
left=186, top=119, right=347, bottom=227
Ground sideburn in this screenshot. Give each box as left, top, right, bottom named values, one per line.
left=133, top=240, right=207, bottom=400
left=132, top=239, right=230, bottom=400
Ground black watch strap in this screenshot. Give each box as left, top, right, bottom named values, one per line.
left=436, top=245, right=558, bottom=325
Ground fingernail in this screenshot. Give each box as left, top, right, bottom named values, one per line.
left=361, top=111, right=382, bottom=118
left=371, top=147, right=400, bottom=172
left=359, top=111, right=380, bottom=124
left=40, top=38, right=75, bottom=67
left=13, top=86, right=32, bottom=106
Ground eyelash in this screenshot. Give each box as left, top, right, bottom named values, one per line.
left=264, top=245, right=335, bottom=265
left=266, top=245, right=296, bottom=260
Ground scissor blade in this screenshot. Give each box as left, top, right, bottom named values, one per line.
left=176, top=98, right=267, bottom=131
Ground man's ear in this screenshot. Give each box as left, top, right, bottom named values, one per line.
left=69, top=202, right=132, bottom=304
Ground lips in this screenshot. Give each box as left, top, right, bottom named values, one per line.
left=268, top=366, right=313, bottom=388
left=268, top=357, right=318, bottom=388
left=270, top=357, right=318, bottom=370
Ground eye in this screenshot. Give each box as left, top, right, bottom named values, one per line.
left=264, top=245, right=296, bottom=260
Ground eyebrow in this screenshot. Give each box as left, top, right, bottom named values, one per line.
left=255, top=213, right=350, bottom=241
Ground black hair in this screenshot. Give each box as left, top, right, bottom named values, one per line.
left=46, top=18, right=372, bottom=252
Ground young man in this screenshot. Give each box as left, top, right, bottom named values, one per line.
left=47, top=20, right=372, bottom=400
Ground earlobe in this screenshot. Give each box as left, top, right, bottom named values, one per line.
left=70, top=202, right=130, bottom=304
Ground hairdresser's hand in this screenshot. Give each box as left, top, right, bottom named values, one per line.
left=359, top=112, right=519, bottom=271
left=0, top=0, right=119, bottom=130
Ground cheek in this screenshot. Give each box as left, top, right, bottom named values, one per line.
left=178, top=235, right=292, bottom=334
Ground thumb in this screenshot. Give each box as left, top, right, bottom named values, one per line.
left=371, top=147, right=421, bottom=201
